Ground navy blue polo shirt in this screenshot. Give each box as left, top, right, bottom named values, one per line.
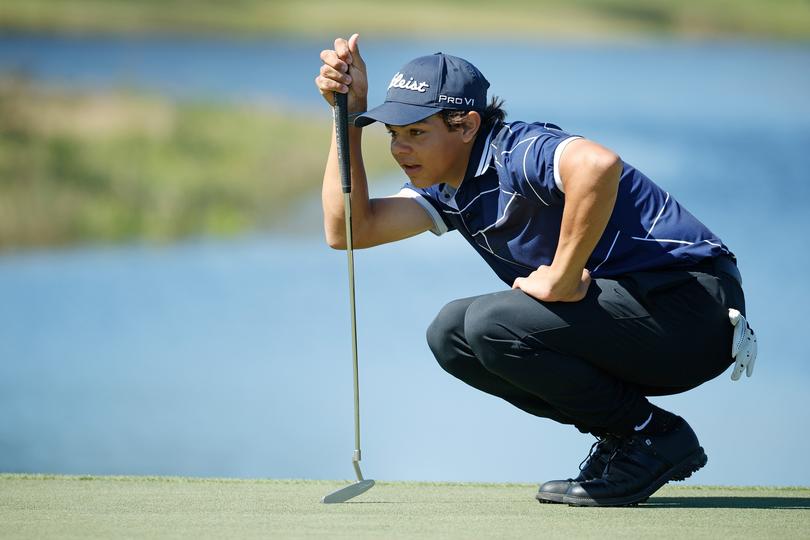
left=399, top=120, right=733, bottom=286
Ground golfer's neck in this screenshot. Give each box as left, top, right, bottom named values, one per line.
left=443, top=143, right=475, bottom=189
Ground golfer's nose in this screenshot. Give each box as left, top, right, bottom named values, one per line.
left=391, top=138, right=411, bottom=156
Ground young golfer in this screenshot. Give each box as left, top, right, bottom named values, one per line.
left=315, top=34, right=756, bottom=506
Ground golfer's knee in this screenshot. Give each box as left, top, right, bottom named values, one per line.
left=426, top=298, right=469, bottom=374
left=463, top=293, right=517, bottom=364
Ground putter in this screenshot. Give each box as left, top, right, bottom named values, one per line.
left=321, top=91, right=375, bottom=504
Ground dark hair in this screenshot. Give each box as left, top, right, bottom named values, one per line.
left=440, top=96, right=506, bottom=131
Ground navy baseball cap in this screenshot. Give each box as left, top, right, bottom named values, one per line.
left=355, top=53, right=489, bottom=127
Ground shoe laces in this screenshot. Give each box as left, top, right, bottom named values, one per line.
left=578, top=440, right=602, bottom=472
left=602, top=434, right=652, bottom=477
left=602, top=444, right=623, bottom=477
left=578, top=436, right=616, bottom=472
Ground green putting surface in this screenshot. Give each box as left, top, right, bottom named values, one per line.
left=1, top=475, right=808, bottom=539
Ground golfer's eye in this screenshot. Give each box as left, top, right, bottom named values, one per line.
left=387, top=130, right=397, bottom=140
left=410, top=129, right=424, bottom=137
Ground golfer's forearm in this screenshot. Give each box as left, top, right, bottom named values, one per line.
left=322, top=123, right=371, bottom=249
left=551, top=154, right=621, bottom=279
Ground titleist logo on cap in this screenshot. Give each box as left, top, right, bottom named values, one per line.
left=387, top=72, right=430, bottom=93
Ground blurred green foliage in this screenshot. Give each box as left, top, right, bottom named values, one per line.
left=1, top=1, right=806, bottom=249
left=0, top=0, right=808, bottom=39
left=0, top=80, right=394, bottom=249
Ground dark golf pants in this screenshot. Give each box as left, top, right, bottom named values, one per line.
left=426, top=257, right=746, bottom=435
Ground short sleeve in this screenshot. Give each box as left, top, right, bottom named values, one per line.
left=514, top=125, right=581, bottom=206
left=395, top=183, right=455, bottom=236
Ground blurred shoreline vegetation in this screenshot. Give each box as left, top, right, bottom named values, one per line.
left=1, top=1, right=807, bottom=250
left=0, top=0, right=808, bottom=41
left=0, top=78, right=394, bottom=250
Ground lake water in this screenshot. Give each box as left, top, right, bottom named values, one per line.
left=1, top=33, right=809, bottom=487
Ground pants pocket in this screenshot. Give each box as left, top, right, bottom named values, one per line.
left=624, top=270, right=698, bottom=305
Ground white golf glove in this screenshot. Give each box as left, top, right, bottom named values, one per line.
left=728, top=308, right=757, bottom=381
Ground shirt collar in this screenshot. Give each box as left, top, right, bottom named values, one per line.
left=439, top=122, right=498, bottom=208
left=463, top=122, right=497, bottom=181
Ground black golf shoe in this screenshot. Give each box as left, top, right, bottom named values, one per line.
left=563, top=417, right=707, bottom=507
left=535, top=435, right=622, bottom=504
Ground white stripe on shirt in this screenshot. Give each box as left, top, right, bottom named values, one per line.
left=522, top=137, right=550, bottom=206
left=592, top=230, right=621, bottom=273
left=441, top=186, right=500, bottom=215
left=631, top=236, right=694, bottom=246
left=645, top=192, right=670, bottom=239
left=470, top=192, right=518, bottom=236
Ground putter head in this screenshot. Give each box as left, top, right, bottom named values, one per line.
left=321, top=479, right=375, bottom=504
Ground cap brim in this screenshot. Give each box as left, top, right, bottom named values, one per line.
left=354, top=102, right=441, bottom=128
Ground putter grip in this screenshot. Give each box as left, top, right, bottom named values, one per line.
left=334, top=92, right=352, bottom=194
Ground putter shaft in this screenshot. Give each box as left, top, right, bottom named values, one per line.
left=343, top=191, right=364, bottom=481
left=329, top=92, right=372, bottom=500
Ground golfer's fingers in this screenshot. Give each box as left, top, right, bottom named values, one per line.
left=320, top=49, right=348, bottom=73
left=348, top=33, right=365, bottom=68
left=320, top=64, right=352, bottom=86
left=334, top=37, right=353, bottom=66
left=315, top=75, right=348, bottom=97
left=512, top=278, right=522, bottom=290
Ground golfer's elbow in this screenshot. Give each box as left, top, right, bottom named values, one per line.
left=326, top=235, right=347, bottom=250
left=325, top=223, right=347, bottom=250
left=571, top=149, right=622, bottom=194
left=591, top=150, right=622, bottom=188
left=325, top=225, right=373, bottom=250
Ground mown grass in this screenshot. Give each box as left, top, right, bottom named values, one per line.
left=0, top=0, right=808, bottom=40
left=0, top=79, right=394, bottom=250
left=1, top=474, right=809, bottom=539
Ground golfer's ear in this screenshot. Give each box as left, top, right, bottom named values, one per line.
left=461, top=112, right=481, bottom=143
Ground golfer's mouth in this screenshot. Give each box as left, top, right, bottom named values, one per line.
left=401, top=164, right=422, bottom=175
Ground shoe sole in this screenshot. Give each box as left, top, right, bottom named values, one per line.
left=562, top=447, right=708, bottom=507
left=535, top=491, right=566, bottom=504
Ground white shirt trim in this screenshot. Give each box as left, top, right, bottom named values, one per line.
left=645, top=192, right=669, bottom=239
left=521, top=137, right=549, bottom=206
left=396, top=187, right=448, bottom=236
left=440, top=126, right=495, bottom=210
left=592, top=230, right=621, bottom=273
left=441, top=185, right=499, bottom=215
left=552, top=136, right=583, bottom=193
left=631, top=236, right=694, bottom=246
left=470, top=192, right=518, bottom=236
left=474, top=126, right=496, bottom=177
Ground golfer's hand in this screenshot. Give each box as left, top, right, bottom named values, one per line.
left=316, top=33, right=368, bottom=112
left=512, top=266, right=592, bottom=302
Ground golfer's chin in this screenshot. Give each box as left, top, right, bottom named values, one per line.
left=404, top=169, right=432, bottom=188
